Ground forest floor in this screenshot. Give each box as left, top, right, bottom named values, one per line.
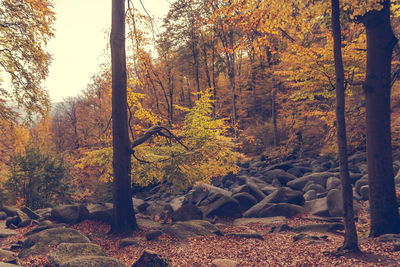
left=2, top=203, right=400, bottom=266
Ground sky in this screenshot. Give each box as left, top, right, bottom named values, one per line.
left=45, top=0, right=170, bottom=103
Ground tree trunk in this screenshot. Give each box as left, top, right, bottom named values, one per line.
left=110, top=0, right=139, bottom=234
left=271, top=86, right=278, bottom=147
left=331, top=0, right=358, bottom=250
left=360, top=0, right=400, bottom=237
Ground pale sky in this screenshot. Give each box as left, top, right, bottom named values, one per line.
left=46, top=0, right=170, bottom=102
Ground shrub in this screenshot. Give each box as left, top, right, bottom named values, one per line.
left=6, top=143, right=72, bottom=209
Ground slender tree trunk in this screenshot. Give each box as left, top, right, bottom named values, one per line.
left=360, top=0, right=400, bottom=237
left=331, top=0, right=358, bottom=250
left=110, top=0, right=139, bottom=234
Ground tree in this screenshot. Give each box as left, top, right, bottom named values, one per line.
left=110, top=0, right=139, bottom=234
left=0, top=0, right=54, bottom=118
left=331, top=0, right=358, bottom=251
left=357, top=0, right=400, bottom=237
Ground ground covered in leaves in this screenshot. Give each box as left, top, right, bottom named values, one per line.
left=1, top=204, right=400, bottom=266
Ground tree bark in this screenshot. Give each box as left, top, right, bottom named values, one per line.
left=360, top=0, right=400, bottom=237
left=331, top=0, right=358, bottom=250
left=110, top=0, right=139, bottom=234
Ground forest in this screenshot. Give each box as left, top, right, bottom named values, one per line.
left=1, top=0, right=400, bottom=266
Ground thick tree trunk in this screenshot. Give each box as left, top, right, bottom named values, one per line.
left=361, top=0, right=400, bottom=237
left=331, top=0, right=358, bottom=250
left=110, top=0, right=139, bottom=234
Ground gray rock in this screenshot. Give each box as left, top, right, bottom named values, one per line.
left=119, top=237, right=142, bottom=248
left=20, top=207, right=40, bottom=220
left=245, top=182, right=266, bottom=201
left=260, top=185, right=278, bottom=195
left=326, top=177, right=341, bottom=191
left=0, top=249, right=14, bottom=258
left=169, top=196, right=184, bottom=212
left=51, top=204, right=89, bottom=224
left=145, top=201, right=173, bottom=220
left=146, top=230, right=163, bottom=241
left=305, top=197, right=330, bottom=217
left=131, top=250, right=170, bottom=267
left=360, top=185, right=369, bottom=200
left=226, top=232, right=264, bottom=240
left=355, top=176, right=368, bottom=195
left=86, top=203, right=113, bottom=223
left=24, top=223, right=67, bottom=236
left=49, top=243, right=106, bottom=266
left=262, top=169, right=297, bottom=185
left=19, top=227, right=90, bottom=258
left=0, top=229, right=16, bottom=238
left=232, top=217, right=285, bottom=226
left=60, top=256, right=127, bottom=267
left=202, top=196, right=242, bottom=218
left=171, top=203, right=202, bottom=222
left=303, top=183, right=325, bottom=194
left=161, top=220, right=221, bottom=240
left=287, top=172, right=338, bottom=190
left=256, top=203, right=305, bottom=218
left=0, top=212, right=6, bottom=220
left=211, top=259, right=239, bottom=267
left=326, top=189, right=361, bottom=217
left=292, top=223, right=344, bottom=233
left=232, top=192, right=257, bottom=212
left=243, top=187, right=304, bottom=217
left=303, top=190, right=317, bottom=201
left=378, top=234, right=400, bottom=242
left=0, top=206, right=18, bottom=217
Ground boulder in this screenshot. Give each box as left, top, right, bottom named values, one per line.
left=263, top=187, right=304, bottom=205
left=24, top=224, right=67, bottom=236
left=20, top=207, right=40, bottom=220
left=244, top=202, right=304, bottom=218
left=226, top=232, right=264, bottom=240
left=243, top=187, right=304, bottom=217
left=0, top=206, right=18, bottom=217
left=326, top=177, right=341, bottom=191
left=261, top=169, right=297, bottom=185
left=169, top=196, right=184, bottom=212
left=131, top=250, right=170, bottom=267
left=34, top=208, right=52, bottom=220
left=292, top=223, right=344, bottom=233
left=257, top=203, right=305, bottom=218
left=303, top=183, right=325, bottom=194
left=202, top=196, right=242, bottom=218
left=49, top=243, right=106, bottom=266
left=326, top=189, right=361, bottom=217
left=0, top=249, right=14, bottom=258
left=185, top=184, right=231, bottom=207
left=161, top=220, right=221, bottom=240
left=19, top=227, right=90, bottom=258
left=232, top=192, right=257, bottom=212
left=15, top=210, right=31, bottom=227
left=0, top=229, right=16, bottom=238
left=86, top=203, right=113, bottom=223
left=146, top=230, right=163, bottom=241
left=0, top=212, right=6, bottom=220
left=171, top=204, right=203, bottom=222
left=287, top=172, right=338, bottom=190
left=260, top=185, right=279, bottom=195
left=145, top=201, right=173, bottom=220
left=119, top=237, right=142, bottom=248
left=232, top=217, right=285, bottom=226
left=211, top=259, right=239, bottom=267
left=245, top=182, right=266, bottom=201
left=61, top=256, right=127, bottom=267
left=360, top=185, right=369, bottom=200
left=305, top=197, right=330, bottom=217
left=51, top=204, right=89, bottom=224
left=303, top=190, right=317, bottom=201
left=355, top=176, right=368, bottom=195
